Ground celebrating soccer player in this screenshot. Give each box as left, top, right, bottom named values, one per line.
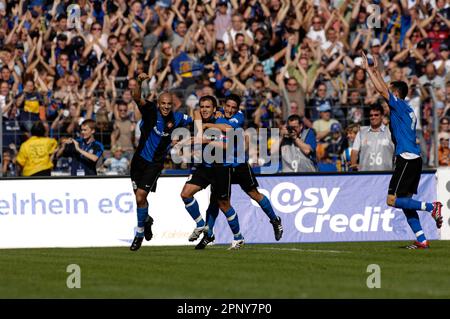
left=129, top=74, right=192, bottom=251
left=180, top=95, right=245, bottom=250
left=195, top=94, right=283, bottom=250
left=361, top=52, right=443, bottom=249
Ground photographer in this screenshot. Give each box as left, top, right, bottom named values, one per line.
left=272, top=114, right=317, bottom=173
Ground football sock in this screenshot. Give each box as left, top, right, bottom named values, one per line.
left=205, top=201, right=219, bottom=237
left=395, top=197, right=424, bottom=211
left=258, top=195, right=277, bottom=221
left=136, top=207, right=148, bottom=238
left=403, top=209, right=427, bottom=243
left=183, top=197, right=205, bottom=228
left=422, top=202, right=434, bottom=213
left=223, top=207, right=243, bottom=240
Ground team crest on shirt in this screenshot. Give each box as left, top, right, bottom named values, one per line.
left=89, top=149, right=94, bottom=153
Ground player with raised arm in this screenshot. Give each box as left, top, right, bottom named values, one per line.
left=129, top=74, right=192, bottom=251
left=180, top=95, right=245, bottom=250
left=195, top=94, right=283, bottom=249
left=361, top=52, right=443, bottom=249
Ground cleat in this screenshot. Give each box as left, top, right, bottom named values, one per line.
left=228, top=239, right=245, bottom=250
left=188, top=226, right=205, bottom=242
left=130, top=236, right=144, bottom=251
left=195, top=234, right=215, bottom=250
left=431, top=202, right=443, bottom=229
left=144, top=216, right=154, bottom=241
left=270, top=217, right=283, bottom=241
left=405, top=241, right=430, bottom=249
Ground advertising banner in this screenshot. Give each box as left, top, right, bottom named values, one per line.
left=437, top=168, right=450, bottom=240
left=0, top=177, right=207, bottom=248
left=213, top=173, right=438, bottom=244
left=0, top=173, right=439, bottom=248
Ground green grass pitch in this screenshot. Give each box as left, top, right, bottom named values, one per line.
left=1, top=241, right=450, bottom=298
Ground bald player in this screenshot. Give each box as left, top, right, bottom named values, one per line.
left=129, top=75, right=192, bottom=251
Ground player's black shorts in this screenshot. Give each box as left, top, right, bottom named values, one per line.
left=388, top=155, right=422, bottom=196
left=130, top=154, right=163, bottom=193
left=186, top=165, right=232, bottom=200
left=232, top=163, right=259, bottom=192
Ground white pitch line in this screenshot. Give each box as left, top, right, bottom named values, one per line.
left=254, top=247, right=351, bottom=254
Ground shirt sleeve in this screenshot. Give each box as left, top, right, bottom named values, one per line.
left=16, top=146, right=26, bottom=167
left=227, top=113, right=244, bottom=129
left=93, top=142, right=104, bottom=159
left=177, top=113, right=193, bottom=127
left=137, top=100, right=158, bottom=122
left=388, top=92, right=407, bottom=112
left=215, top=118, right=230, bottom=125
left=352, top=131, right=361, bottom=151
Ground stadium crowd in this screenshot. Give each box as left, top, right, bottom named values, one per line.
left=1, top=0, right=450, bottom=177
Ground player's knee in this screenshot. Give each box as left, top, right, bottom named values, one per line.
left=386, top=195, right=396, bottom=207
left=135, top=191, right=148, bottom=207
left=180, top=188, right=192, bottom=200
left=218, top=200, right=230, bottom=212
left=247, top=189, right=262, bottom=201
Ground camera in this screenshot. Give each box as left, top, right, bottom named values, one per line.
left=287, top=125, right=295, bottom=133
left=367, top=57, right=374, bottom=66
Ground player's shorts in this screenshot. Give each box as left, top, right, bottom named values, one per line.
left=130, top=154, right=163, bottom=193
left=232, top=163, right=259, bottom=192
left=186, top=165, right=232, bottom=200
left=388, top=155, right=422, bottom=196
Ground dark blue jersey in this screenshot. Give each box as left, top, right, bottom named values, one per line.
left=218, top=108, right=245, bottom=129
left=387, top=92, right=421, bottom=156
left=137, top=101, right=192, bottom=163
left=64, top=138, right=104, bottom=176
left=201, top=117, right=234, bottom=167
left=225, top=111, right=246, bottom=166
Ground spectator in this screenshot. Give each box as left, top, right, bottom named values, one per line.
left=312, top=101, right=339, bottom=143
left=16, top=79, right=46, bottom=134
left=15, top=121, right=57, bottom=176
left=351, top=104, right=394, bottom=171
left=341, top=123, right=360, bottom=171
left=55, top=119, right=104, bottom=176
left=214, top=0, right=232, bottom=40
left=1, top=148, right=18, bottom=177
left=323, top=122, right=348, bottom=171
left=272, top=114, right=317, bottom=173
left=438, top=132, right=450, bottom=166
left=222, top=13, right=253, bottom=46
left=419, top=63, right=446, bottom=90
left=278, top=75, right=306, bottom=122
left=111, top=100, right=136, bottom=159
left=0, top=0, right=447, bottom=176
left=102, top=145, right=130, bottom=175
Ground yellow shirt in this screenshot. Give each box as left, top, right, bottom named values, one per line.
left=16, top=136, right=58, bottom=176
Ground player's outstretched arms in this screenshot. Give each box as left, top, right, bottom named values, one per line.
left=132, top=73, right=150, bottom=107
left=361, top=52, right=389, bottom=100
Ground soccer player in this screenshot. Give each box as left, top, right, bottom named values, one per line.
left=195, top=94, right=283, bottom=250
left=180, top=95, right=245, bottom=250
left=129, top=75, right=192, bottom=251
left=361, top=52, right=442, bottom=249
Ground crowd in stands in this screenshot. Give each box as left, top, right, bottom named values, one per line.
left=1, top=0, right=450, bottom=177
